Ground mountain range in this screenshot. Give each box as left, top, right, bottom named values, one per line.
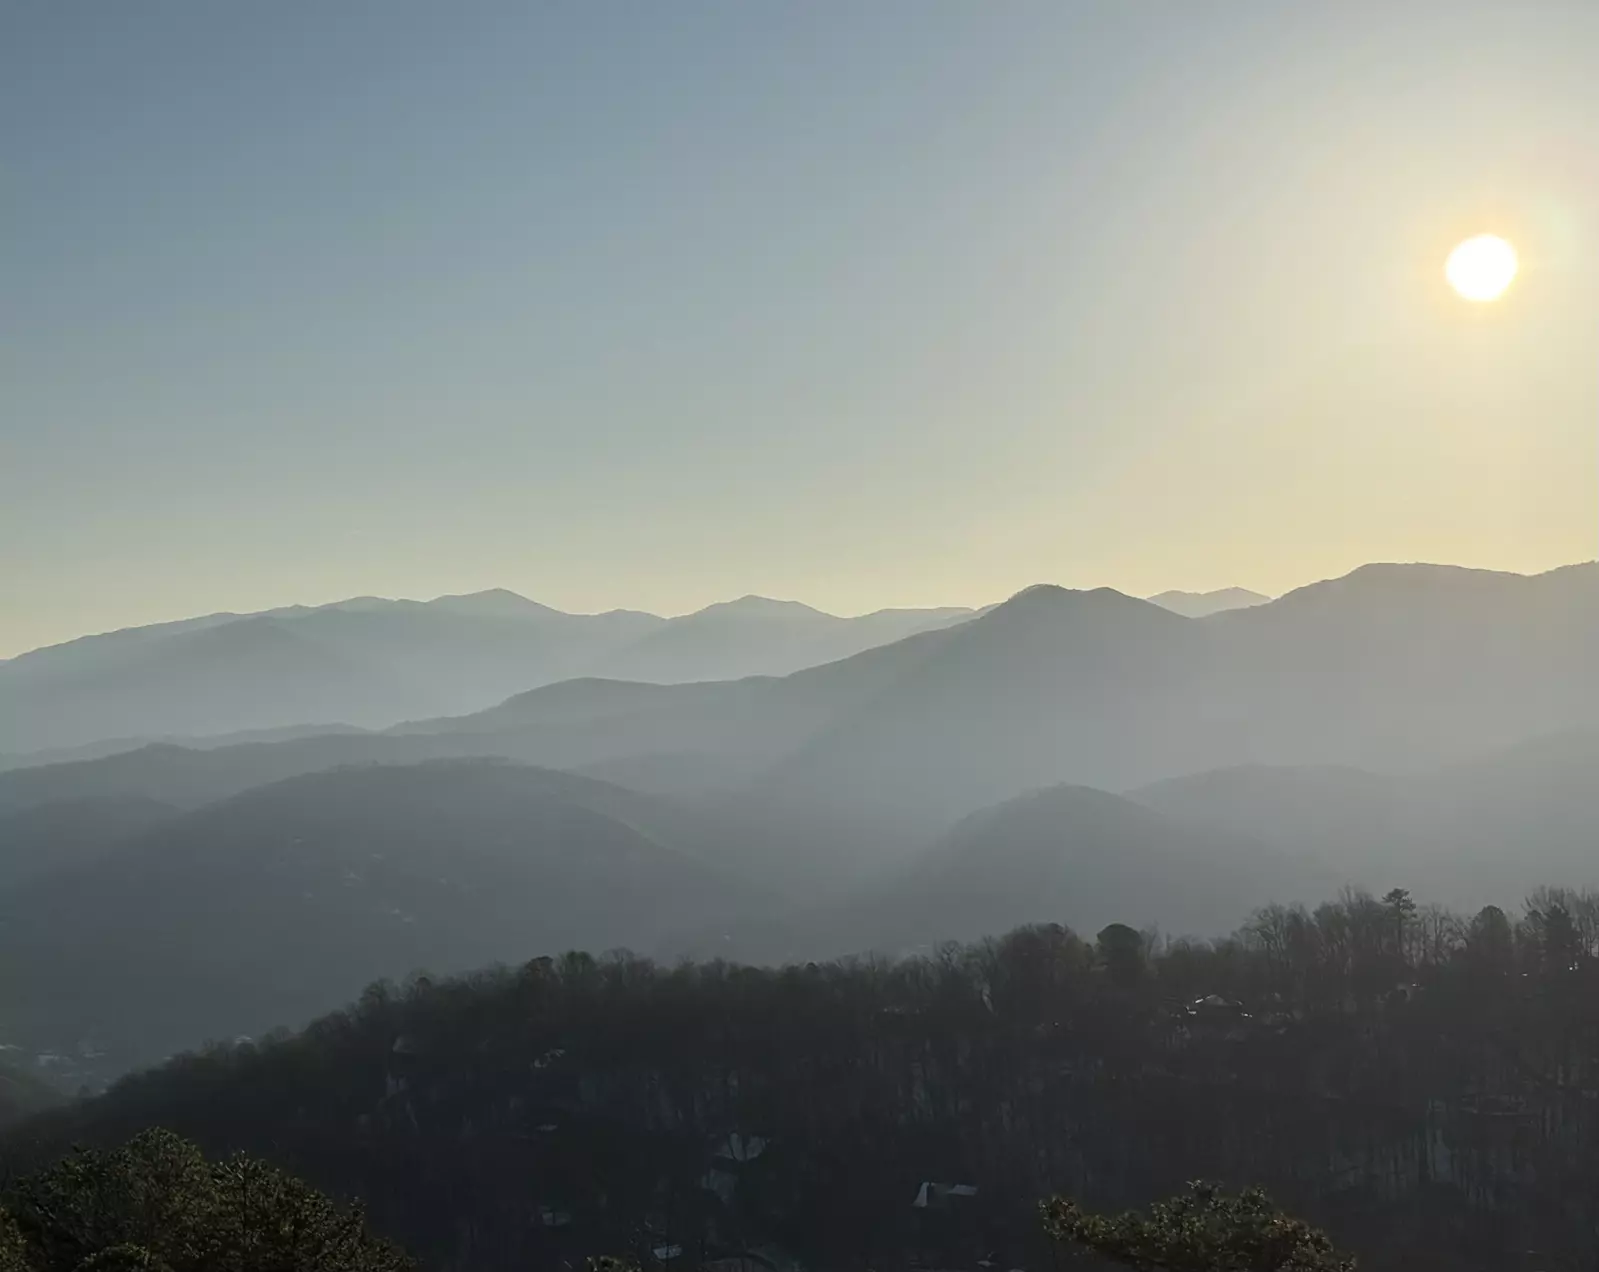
left=0, top=586, right=1267, bottom=761
left=7, top=561, right=1599, bottom=1078
left=0, top=755, right=1328, bottom=1069
left=0, top=592, right=973, bottom=756
left=6, top=563, right=1599, bottom=843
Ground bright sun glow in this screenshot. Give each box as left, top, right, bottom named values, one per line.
left=1445, top=234, right=1518, bottom=302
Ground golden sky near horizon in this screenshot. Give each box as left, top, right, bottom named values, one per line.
left=4, top=3, right=1599, bottom=656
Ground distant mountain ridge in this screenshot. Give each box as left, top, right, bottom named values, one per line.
left=1146, top=586, right=1270, bottom=617
left=11, top=564, right=1599, bottom=811
left=10, top=562, right=1599, bottom=1079
left=0, top=589, right=976, bottom=755
left=11, top=562, right=1599, bottom=845
left=0, top=759, right=770, bottom=1069
left=1130, top=730, right=1599, bottom=911
left=0, top=580, right=1285, bottom=757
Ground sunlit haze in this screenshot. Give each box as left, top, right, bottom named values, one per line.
left=14, top=10, right=1599, bottom=1265
left=5, top=1, right=1599, bottom=655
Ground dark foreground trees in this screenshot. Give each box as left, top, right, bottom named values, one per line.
left=15, top=883, right=1599, bottom=1269
left=1043, top=1182, right=1355, bottom=1272
left=0, top=1124, right=1359, bottom=1272
left=0, top=1129, right=411, bottom=1272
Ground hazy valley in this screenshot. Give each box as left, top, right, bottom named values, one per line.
left=8, top=562, right=1599, bottom=1078
left=19, top=1, right=1599, bottom=1265
left=10, top=555, right=1599, bottom=1272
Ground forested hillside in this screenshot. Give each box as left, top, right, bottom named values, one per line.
left=0, top=760, right=770, bottom=1072
left=13, top=1, right=1596, bottom=1266
left=11, top=885, right=1599, bottom=1271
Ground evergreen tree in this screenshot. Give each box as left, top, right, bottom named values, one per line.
left=1, top=1130, right=411, bottom=1272
left=1041, top=1181, right=1355, bottom=1272
left=0, top=1213, right=30, bottom=1272
left=1096, top=923, right=1147, bottom=989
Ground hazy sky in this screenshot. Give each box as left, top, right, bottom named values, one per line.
left=5, top=2, right=1599, bottom=655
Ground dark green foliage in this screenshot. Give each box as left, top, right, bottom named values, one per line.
left=70, top=1248, right=171, bottom=1272
left=1380, top=888, right=1414, bottom=963
left=1042, top=1182, right=1356, bottom=1271
left=1464, top=904, right=1513, bottom=971
left=1096, top=921, right=1147, bottom=988
left=13, top=885, right=1599, bottom=1270
left=1524, top=900, right=1581, bottom=972
left=0, top=1213, right=29, bottom=1272
left=0, top=1129, right=410, bottom=1272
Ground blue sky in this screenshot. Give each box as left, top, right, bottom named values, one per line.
left=5, top=2, right=1599, bottom=653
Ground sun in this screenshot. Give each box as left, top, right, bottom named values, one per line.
left=1445, top=234, right=1517, bottom=302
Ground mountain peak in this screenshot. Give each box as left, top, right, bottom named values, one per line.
left=1340, top=562, right=1515, bottom=586
left=689, top=596, right=832, bottom=621
left=1006, top=583, right=1073, bottom=604
left=426, top=589, right=563, bottom=620
left=990, top=583, right=1160, bottom=617
left=1265, top=562, right=1527, bottom=613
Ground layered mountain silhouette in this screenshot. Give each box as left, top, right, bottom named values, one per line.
left=879, top=783, right=1325, bottom=945
left=1146, top=586, right=1270, bottom=617
left=10, top=560, right=1599, bottom=1080
left=10, top=563, right=1599, bottom=843
left=687, top=783, right=1331, bottom=965
left=590, top=596, right=973, bottom=684
left=0, top=760, right=769, bottom=1068
left=1133, top=731, right=1599, bottom=910
left=0, top=591, right=974, bottom=756
left=744, top=585, right=1214, bottom=833
left=0, top=579, right=1291, bottom=761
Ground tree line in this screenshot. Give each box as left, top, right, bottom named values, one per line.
left=9, top=884, right=1599, bottom=1270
